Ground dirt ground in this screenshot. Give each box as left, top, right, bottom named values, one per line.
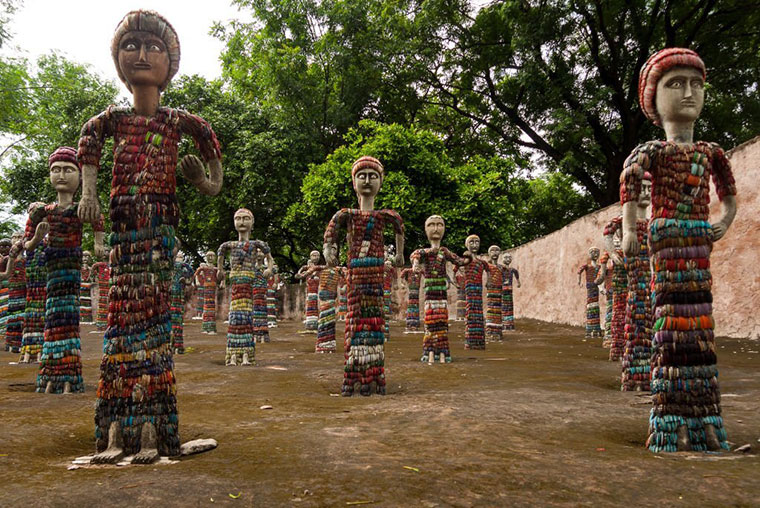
left=1, top=318, right=758, bottom=507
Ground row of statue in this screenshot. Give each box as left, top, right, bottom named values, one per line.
left=0, top=9, right=738, bottom=461
left=294, top=241, right=521, bottom=347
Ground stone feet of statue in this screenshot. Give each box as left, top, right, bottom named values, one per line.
left=704, top=423, right=722, bottom=451
left=91, top=421, right=125, bottom=464
left=226, top=355, right=236, bottom=366
left=427, top=351, right=435, bottom=364
left=132, top=422, right=160, bottom=464
left=20, top=352, right=30, bottom=363
left=63, top=381, right=71, bottom=394
left=440, top=354, right=447, bottom=364
left=36, top=352, right=41, bottom=363
left=676, top=424, right=691, bottom=452
left=174, top=347, right=184, bottom=355
left=45, top=381, right=53, bottom=394
left=242, top=353, right=252, bottom=366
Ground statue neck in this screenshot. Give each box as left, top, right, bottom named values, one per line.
left=662, top=120, right=695, bottom=144
left=358, top=195, right=375, bottom=212
left=57, top=190, right=74, bottom=208
left=429, top=239, right=441, bottom=249
left=132, top=86, right=161, bottom=117
left=637, top=203, right=648, bottom=219
left=238, top=231, right=250, bottom=242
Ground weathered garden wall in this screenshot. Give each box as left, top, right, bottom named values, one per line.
left=505, top=136, right=760, bottom=340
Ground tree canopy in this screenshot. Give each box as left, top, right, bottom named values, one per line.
left=1, top=0, right=759, bottom=274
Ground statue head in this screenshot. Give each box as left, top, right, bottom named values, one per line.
left=465, top=234, right=480, bottom=254
left=488, top=245, right=501, bottom=261
left=502, top=252, right=512, bottom=266
left=83, top=251, right=93, bottom=265
left=0, top=238, right=11, bottom=256
left=351, top=156, right=384, bottom=199
left=640, top=172, right=653, bottom=207
left=11, top=231, right=23, bottom=245
left=309, top=250, right=321, bottom=265
left=112, top=10, right=180, bottom=93
left=175, top=251, right=185, bottom=263
left=588, top=247, right=600, bottom=261
left=424, top=215, right=445, bottom=242
left=204, top=251, right=216, bottom=265
left=639, top=48, right=705, bottom=127
left=233, top=208, right=253, bottom=233
left=48, top=146, right=80, bottom=194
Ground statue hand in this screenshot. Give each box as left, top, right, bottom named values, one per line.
left=395, top=253, right=404, bottom=268
left=611, top=251, right=624, bottom=265
left=35, top=221, right=50, bottom=239
left=711, top=221, right=727, bottom=242
left=621, top=233, right=638, bottom=258
left=78, top=195, right=101, bottom=224
left=180, top=155, right=205, bottom=185
left=94, top=242, right=105, bottom=259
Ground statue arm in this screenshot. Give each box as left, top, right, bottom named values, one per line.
left=620, top=143, right=657, bottom=256
left=76, top=112, right=109, bottom=224
left=710, top=146, right=738, bottom=241
left=513, top=268, right=521, bottom=288
left=263, top=252, right=275, bottom=278
left=323, top=209, right=347, bottom=267
left=385, top=210, right=405, bottom=267
left=178, top=112, right=224, bottom=196
left=577, top=264, right=585, bottom=286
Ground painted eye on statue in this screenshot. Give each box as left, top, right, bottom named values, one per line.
left=691, top=79, right=704, bottom=89
left=148, top=43, right=163, bottom=53
left=122, top=40, right=138, bottom=51
left=666, top=78, right=684, bottom=89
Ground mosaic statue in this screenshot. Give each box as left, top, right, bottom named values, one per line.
left=577, top=247, right=602, bottom=339
left=19, top=202, right=47, bottom=363
left=462, top=235, right=487, bottom=350
left=411, top=215, right=470, bottom=364
left=80, top=251, right=94, bottom=324
left=295, top=250, right=323, bottom=332
left=499, top=252, right=520, bottom=331
left=78, top=10, right=223, bottom=463
left=170, top=251, right=193, bottom=354
left=4, top=231, right=26, bottom=353
left=90, top=252, right=111, bottom=332
left=621, top=48, right=736, bottom=452
left=316, top=266, right=339, bottom=352
left=323, top=156, right=404, bottom=396
left=194, top=251, right=219, bottom=334
left=484, top=245, right=503, bottom=342
left=400, top=266, right=421, bottom=333
left=602, top=218, right=627, bottom=361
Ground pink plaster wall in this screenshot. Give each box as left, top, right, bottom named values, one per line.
left=505, top=135, right=760, bottom=340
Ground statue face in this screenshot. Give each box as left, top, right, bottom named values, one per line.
left=488, top=245, right=500, bottom=260
left=352, top=168, right=382, bottom=199
left=640, top=180, right=652, bottom=206
left=589, top=249, right=599, bottom=261
left=655, top=67, right=704, bottom=125
left=502, top=253, right=512, bottom=265
left=205, top=251, right=216, bottom=264
left=466, top=236, right=480, bottom=253
left=11, top=232, right=23, bottom=244
left=0, top=243, right=10, bottom=256
left=424, top=216, right=445, bottom=242
left=117, top=30, right=170, bottom=90
left=613, top=233, right=622, bottom=249
left=309, top=250, right=320, bottom=264
left=49, top=162, right=80, bottom=193
left=234, top=211, right=253, bottom=233
left=175, top=251, right=185, bottom=263
left=83, top=251, right=92, bottom=265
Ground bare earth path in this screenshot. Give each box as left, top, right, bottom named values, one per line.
left=1, top=319, right=758, bottom=507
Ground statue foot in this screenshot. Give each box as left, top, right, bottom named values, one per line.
left=359, top=383, right=371, bottom=396
left=132, top=422, right=160, bottom=464
left=36, top=352, right=41, bottom=363
left=427, top=352, right=434, bottom=364
left=440, top=354, right=446, bottom=364
left=704, top=423, right=722, bottom=451
left=175, top=347, right=184, bottom=355
left=676, top=424, right=691, bottom=452
left=20, top=352, right=31, bottom=363
left=45, top=381, right=53, bottom=394
left=63, top=382, right=71, bottom=394
left=91, top=421, right=124, bottom=464
left=242, top=353, right=252, bottom=366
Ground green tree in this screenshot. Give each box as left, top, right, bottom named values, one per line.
left=286, top=120, right=572, bottom=260
left=0, top=53, right=119, bottom=245
left=407, top=0, right=760, bottom=205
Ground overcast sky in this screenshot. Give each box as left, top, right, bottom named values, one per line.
left=2, top=0, right=245, bottom=85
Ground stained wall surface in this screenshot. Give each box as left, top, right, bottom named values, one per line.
left=506, top=136, right=760, bottom=340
